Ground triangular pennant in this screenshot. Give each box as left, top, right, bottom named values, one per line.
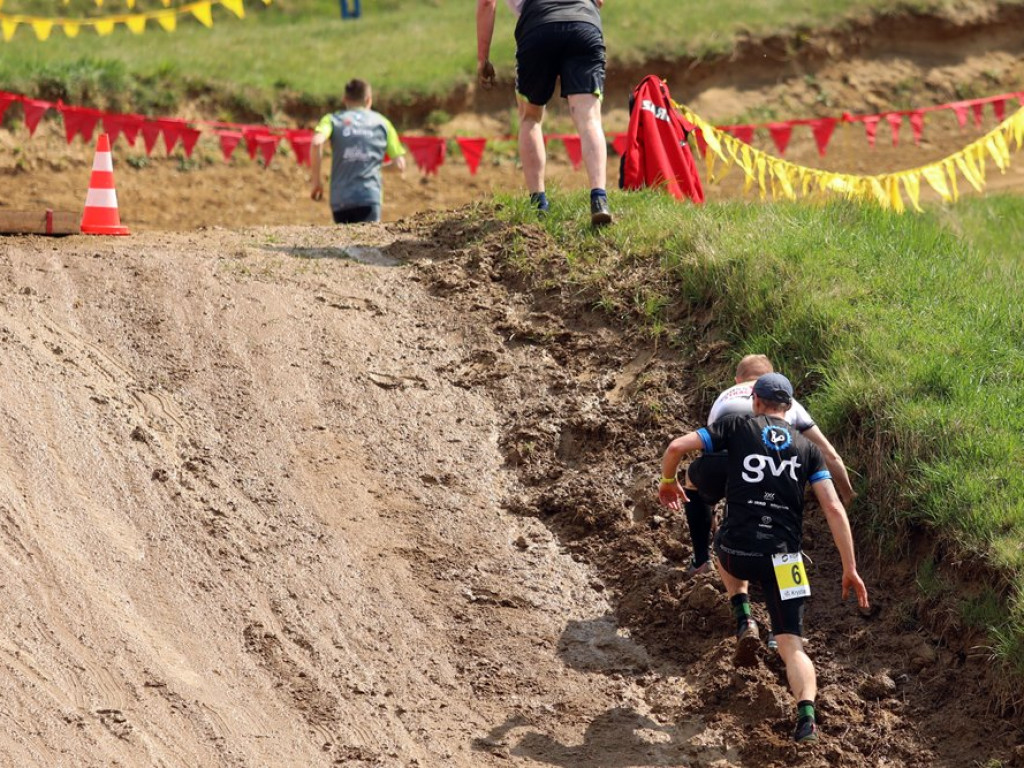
left=560, top=134, right=582, bottom=170
left=767, top=122, right=793, bottom=155
left=885, top=113, right=902, bottom=146
left=60, top=106, right=100, bottom=144
left=160, top=119, right=185, bottom=154
left=971, top=101, right=984, bottom=127
left=943, top=159, right=960, bottom=202
left=140, top=121, right=163, bottom=155
left=220, top=0, right=245, bottom=17
left=951, top=103, right=969, bottom=129
left=125, top=14, right=146, bottom=33
left=22, top=98, right=51, bottom=136
left=256, top=134, right=282, bottom=167
left=454, top=136, right=486, bottom=175
left=31, top=19, right=54, bottom=40
left=909, top=111, right=925, bottom=145
left=155, top=10, right=176, bottom=30
left=93, top=18, right=116, bottom=35
left=862, top=115, right=881, bottom=147
left=217, top=130, right=242, bottom=161
left=286, top=130, right=313, bottom=166
left=0, top=92, right=15, bottom=121
left=402, top=135, right=446, bottom=175
left=2, top=18, right=19, bottom=41
left=901, top=172, right=923, bottom=212
left=243, top=127, right=266, bottom=159
left=190, top=2, right=214, bottom=27
left=993, top=98, right=1006, bottom=122
left=63, top=21, right=80, bottom=37
left=181, top=127, right=202, bottom=157
left=921, top=164, right=952, bottom=203
left=729, top=125, right=755, bottom=145
left=810, top=118, right=837, bottom=156
left=611, top=132, right=628, bottom=157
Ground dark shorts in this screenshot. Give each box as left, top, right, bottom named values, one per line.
left=515, top=21, right=606, bottom=106
left=332, top=204, right=380, bottom=224
left=714, top=543, right=806, bottom=637
left=685, top=452, right=728, bottom=506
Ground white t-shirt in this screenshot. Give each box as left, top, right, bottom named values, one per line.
left=505, top=0, right=525, bottom=13
left=706, top=382, right=815, bottom=432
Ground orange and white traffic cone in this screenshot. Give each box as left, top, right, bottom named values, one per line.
left=81, top=133, right=129, bottom=236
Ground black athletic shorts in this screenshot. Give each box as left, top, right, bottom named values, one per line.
left=515, top=21, right=606, bottom=106
left=685, top=452, right=729, bottom=506
left=714, top=543, right=807, bottom=637
left=333, top=204, right=381, bottom=224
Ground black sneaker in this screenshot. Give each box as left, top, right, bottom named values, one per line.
left=793, top=716, right=819, bottom=744
left=590, top=195, right=612, bottom=226
left=734, top=619, right=760, bottom=667
left=686, top=559, right=710, bottom=578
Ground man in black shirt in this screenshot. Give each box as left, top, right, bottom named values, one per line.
left=658, top=373, right=869, bottom=744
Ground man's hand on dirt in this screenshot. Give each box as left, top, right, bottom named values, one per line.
left=478, top=60, right=496, bottom=90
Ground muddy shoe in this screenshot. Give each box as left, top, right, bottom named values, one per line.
left=793, top=716, right=819, bottom=744
left=590, top=195, right=612, bottom=226
left=734, top=619, right=760, bottom=667
left=686, top=559, right=710, bottom=578
left=766, top=632, right=778, bottom=652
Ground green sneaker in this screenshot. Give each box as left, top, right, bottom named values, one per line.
left=793, top=716, right=819, bottom=744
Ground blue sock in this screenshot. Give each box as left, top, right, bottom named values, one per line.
left=530, top=192, right=549, bottom=211
left=590, top=188, right=607, bottom=201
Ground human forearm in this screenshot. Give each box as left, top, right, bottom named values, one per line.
left=476, top=0, right=496, bottom=63
left=660, top=432, right=703, bottom=479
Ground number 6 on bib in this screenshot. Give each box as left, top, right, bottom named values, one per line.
left=772, top=552, right=811, bottom=600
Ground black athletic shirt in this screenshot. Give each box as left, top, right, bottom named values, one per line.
left=697, top=413, right=831, bottom=555
left=515, top=0, right=602, bottom=41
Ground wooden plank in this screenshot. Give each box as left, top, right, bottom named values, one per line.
left=0, top=210, right=81, bottom=235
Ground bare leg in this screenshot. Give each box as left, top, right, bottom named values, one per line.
left=775, top=633, right=816, bottom=703
left=566, top=92, right=607, bottom=190
left=518, top=100, right=546, bottom=194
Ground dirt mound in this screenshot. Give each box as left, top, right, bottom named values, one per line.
left=0, top=213, right=1018, bottom=767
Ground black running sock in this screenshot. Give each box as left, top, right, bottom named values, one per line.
left=590, top=188, right=607, bottom=202
left=530, top=192, right=549, bottom=211
left=730, top=594, right=751, bottom=632
left=683, top=496, right=712, bottom=566
left=797, top=700, right=816, bottom=722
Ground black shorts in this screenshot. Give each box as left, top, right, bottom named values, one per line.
left=515, top=21, right=606, bottom=106
left=332, top=204, right=380, bottom=224
left=685, top=452, right=728, bottom=506
left=714, top=544, right=807, bottom=637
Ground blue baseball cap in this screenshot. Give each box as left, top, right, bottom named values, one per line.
left=752, top=372, right=793, bottom=405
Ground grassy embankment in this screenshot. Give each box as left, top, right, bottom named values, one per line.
left=0, top=0, right=1008, bottom=122
left=487, top=188, right=1024, bottom=704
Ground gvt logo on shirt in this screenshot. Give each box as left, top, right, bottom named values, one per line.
left=741, top=424, right=799, bottom=483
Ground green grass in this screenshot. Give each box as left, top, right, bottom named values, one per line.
left=3, top=0, right=1021, bottom=120
left=489, top=187, right=1024, bottom=686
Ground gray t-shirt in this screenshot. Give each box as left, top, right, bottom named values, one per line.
left=315, top=108, right=405, bottom=211
left=515, top=0, right=602, bottom=41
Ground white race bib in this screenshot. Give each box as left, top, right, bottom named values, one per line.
left=772, top=551, right=810, bottom=600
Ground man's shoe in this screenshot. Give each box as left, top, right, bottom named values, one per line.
left=793, top=716, right=819, bottom=744
left=590, top=196, right=612, bottom=226
left=734, top=619, right=760, bottom=667
left=686, top=559, right=710, bottom=578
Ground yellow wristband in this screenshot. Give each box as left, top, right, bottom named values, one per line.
left=660, top=477, right=677, bottom=484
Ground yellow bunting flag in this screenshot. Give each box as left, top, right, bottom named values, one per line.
left=676, top=99, right=1024, bottom=213
left=2, top=17, right=17, bottom=40
left=30, top=19, right=53, bottom=39
left=155, top=9, right=176, bottom=30
left=94, top=18, right=116, bottom=34
left=125, top=14, right=146, bottom=33
left=221, top=0, right=245, bottom=18
left=63, top=21, right=79, bottom=36
left=189, top=2, right=214, bottom=27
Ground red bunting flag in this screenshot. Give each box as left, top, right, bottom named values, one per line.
left=693, top=128, right=708, bottom=158
left=991, top=99, right=1007, bottom=123
left=767, top=122, right=793, bottom=155
left=951, top=102, right=969, bottom=129
left=217, top=130, right=243, bottom=162
left=60, top=105, right=101, bottom=145
left=611, top=132, right=628, bottom=157
left=885, top=112, right=902, bottom=146
left=402, top=136, right=446, bottom=175
left=810, top=118, right=837, bottom=156
left=971, top=101, right=984, bottom=127
left=0, top=92, right=17, bottom=121
left=286, top=130, right=313, bottom=166
left=140, top=121, right=163, bottom=156
left=727, top=125, right=755, bottom=145
left=21, top=98, right=52, bottom=137
left=181, top=127, right=202, bottom=158
left=560, top=134, right=582, bottom=170
left=860, top=115, right=881, bottom=147
left=256, top=133, right=281, bottom=167
left=909, top=111, right=925, bottom=145
left=158, top=118, right=186, bottom=155
left=455, top=136, right=487, bottom=175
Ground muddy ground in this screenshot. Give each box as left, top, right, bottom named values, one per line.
left=0, top=4, right=1022, bottom=767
